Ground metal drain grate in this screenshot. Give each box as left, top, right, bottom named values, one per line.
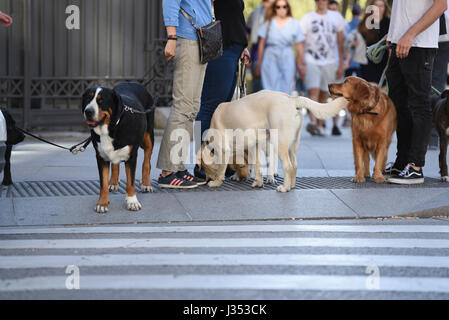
left=0, top=177, right=447, bottom=198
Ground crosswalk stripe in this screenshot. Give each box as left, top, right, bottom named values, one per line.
left=2, top=224, right=449, bottom=235
left=1, top=237, right=449, bottom=249
left=1, top=254, right=449, bottom=269
left=2, top=275, right=449, bottom=292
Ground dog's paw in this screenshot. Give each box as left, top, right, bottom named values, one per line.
left=274, top=173, right=279, bottom=177
left=95, top=203, right=109, bottom=214
left=252, top=180, right=263, bottom=188
left=109, top=183, right=119, bottom=192
left=208, top=180, right=223, bottom=188
left=352, top=176, right=365, bottom=183
left=276, top=185, right=291, bottom=193
left=141, top=185, right=154, bottom=193
left=441, top=176, right=449, bottom=182
left=374, top=175, right=386, bottom=184
left=126, top=195, right=142, bottom=211
left=266, top=175, right=277, bottom=185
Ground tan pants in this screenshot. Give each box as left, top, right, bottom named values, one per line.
left=157, top=38, right=207, bottom=172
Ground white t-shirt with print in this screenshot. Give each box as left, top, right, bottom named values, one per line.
left=387, top=0, right=440, bottom=48
left=300, top=10, right=346, bottom=66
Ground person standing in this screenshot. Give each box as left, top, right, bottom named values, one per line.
left=386, top=0, right=447, bottom=185
left=344, top=3, right=363, bottom=78
left=429, top=1, right=449, bottom=150
left=0, top=10, right=13, bottom=27
left=358, top=0, right=391, bottom=84
left=194, top=0, right=250, bottom=179
left=157, top=0, right=213, bottom=189
left=246, top=0, right=275, bottom=93
left=300, top=0, right=346, bottom=137
left=255, top=0, right=306, bottom=95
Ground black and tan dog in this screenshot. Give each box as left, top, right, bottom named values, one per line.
left=1, top=107, right=25, bottom=186
left=431, top=90, right=449, bottom=182
left=81, top=82, right=155, bottom=213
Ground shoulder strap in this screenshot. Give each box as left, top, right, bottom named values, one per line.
left=180, top=8, right=197, bottom=28
left=180, top=0, right=215, bottom=28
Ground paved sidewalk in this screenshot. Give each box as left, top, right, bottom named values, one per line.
left=1, top=123, right=448, bottom=227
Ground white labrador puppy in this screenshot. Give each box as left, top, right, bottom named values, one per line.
left=198, top=90, right=348, bottom=192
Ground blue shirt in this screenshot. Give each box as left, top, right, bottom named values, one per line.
left=163, top=0, right=213, bottom=41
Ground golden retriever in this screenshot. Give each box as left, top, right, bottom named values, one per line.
left=329, top=76, right=396, bottom=183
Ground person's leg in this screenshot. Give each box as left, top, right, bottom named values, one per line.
left=321, top=63, right=340, bottom=135
left=196, top=45, right=242, bottom=139
left=432, top=41, right=449, bottom=93
left=429, top=41, right=449, bottom=149
left=403, top=47, right=437, bottom=169
left=386, top=49, right=410, bottom=171
left=304, top=63, right=322, bottom=136
left=157, top=38, right=207, bottom=176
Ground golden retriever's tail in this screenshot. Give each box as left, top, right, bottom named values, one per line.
left=294, top=96, right=349, bottom=120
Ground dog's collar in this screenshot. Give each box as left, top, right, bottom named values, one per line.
left=358, top=94, right=381, bottom=116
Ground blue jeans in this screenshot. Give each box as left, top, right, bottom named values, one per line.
left=432, top=41, right=449, bottom=93
left=196, top=44, right=244, bottom=138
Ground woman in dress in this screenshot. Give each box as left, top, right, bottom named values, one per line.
left=254, top=0, right=306, bottom=94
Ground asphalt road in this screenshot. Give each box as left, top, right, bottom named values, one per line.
left=1, top=218, right=449, bottom=300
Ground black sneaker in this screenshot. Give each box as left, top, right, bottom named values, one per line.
left=177, top=170, right=207, bottom=186
left=332, top=126, right=342, bottom=136
left=388, top=164, right=424, bottom=185
left=158, top=173, right=198, bottom=189
left=382, top=162, right=402, bottom=176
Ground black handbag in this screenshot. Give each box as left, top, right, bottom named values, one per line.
left=180, top=4, right=223, bottom=64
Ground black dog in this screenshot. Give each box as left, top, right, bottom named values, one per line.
left=1, top=108, right=25, bottom=186
left=81, top=82, right=155, bottom=213
left=431, top=90, right=449, bottom=182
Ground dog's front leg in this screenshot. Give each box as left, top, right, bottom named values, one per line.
left=352, top=138, right=365, bottom=183
left=373, top=145, right=387, bottom=184
left=109, top=163, right=120, bottom=192
left=207, top=163, right=227, bottom=188
left=95, top=156, right=110, bottom=214
left=125, top=153, right=142, bottom=211
left=439, top=133, right=449, bottom=182
left=2, top=145, right=12, bottom=186
left=252, top=145, right=263, bottom=188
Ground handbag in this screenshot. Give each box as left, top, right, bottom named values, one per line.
left=180, top=3, right=223, bottom=64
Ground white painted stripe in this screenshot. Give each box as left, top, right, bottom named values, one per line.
left=2, top=275, right=449, bottom=293
left=1, top=254, right=449, bottom=269
left=2, top=224, right=449, bottom=235
left=1, top=237, right=449, bottom=249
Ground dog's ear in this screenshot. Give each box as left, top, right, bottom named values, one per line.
left=112, top=90, right=122, bottom=109
left=353, top=81, right=373, bottom=110
left=441, top=90, right=449, bottom=100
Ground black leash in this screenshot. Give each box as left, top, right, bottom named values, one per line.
left=16, top=127, right=92, bottom=155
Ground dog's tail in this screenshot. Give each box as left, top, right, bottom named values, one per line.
left=294, top=96, right=348, bottom=120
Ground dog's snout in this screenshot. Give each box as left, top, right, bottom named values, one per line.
left=84, top=108, right=94, bottom=119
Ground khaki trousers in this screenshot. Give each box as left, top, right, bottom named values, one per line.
left=157, top=38, right=207, bottom=172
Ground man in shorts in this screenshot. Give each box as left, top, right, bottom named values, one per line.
left=300, top=0, right=346, bottom=136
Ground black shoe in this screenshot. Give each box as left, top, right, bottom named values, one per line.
left=332, top=126, right=342, bottom=136
left=388, top=164, right=424, bottom=185
left=158, top=173, right=198, bottom=189
left=382, top=162, right=403, bottom=176
left=177, top=170, right=207, bottom=186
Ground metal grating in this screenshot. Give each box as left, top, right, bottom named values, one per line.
left=0, top=177, right=448, bottom=198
